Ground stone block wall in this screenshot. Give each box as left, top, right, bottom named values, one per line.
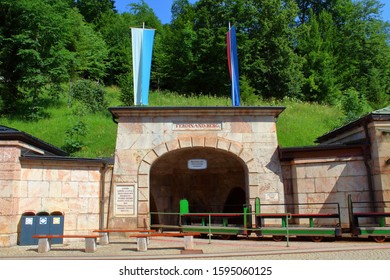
left=369, top=122, right=390, bottom=206
left=283, top=157, right=369, bottom=228
left=0, top=141, right=111, bottom=247
left=18, top=159, right=106, bottom=237
left=0, top=144, right=21, bottom=247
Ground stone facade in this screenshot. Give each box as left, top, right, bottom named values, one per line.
left=281, top=154, right=369, bottom=227
left=0, top=143, right=22, bottom=247
left=370, top=122, right=390, bottom=204
left=317, top=109, right=390, bottom=213
left=0, top=133, right=111, bottom=247
left=109, top=107, right=286, bottom=228
left=1, top=107, right=390, bottom=247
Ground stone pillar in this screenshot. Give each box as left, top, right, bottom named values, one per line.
left=137, top=237, right=148, bottom=252
left=85, top=237, right=97, bottom=253
left=38, top=238, right=51, bottom=253
left=99, top=233, right=109, bottom=245
left=183, top=235, right=194, bottom=250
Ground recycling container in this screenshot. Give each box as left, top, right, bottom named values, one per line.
left=18, top=211, right=37, bottom=245
left=35, top=211, right=50, bottom=236
left=49, top=211, right=64, bottom=244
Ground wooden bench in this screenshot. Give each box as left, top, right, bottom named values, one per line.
left=32, top=234, right=101, bottom=253
left=128, top=232, right=200, bottom=252
left=93, top=229, right=156, bottom=245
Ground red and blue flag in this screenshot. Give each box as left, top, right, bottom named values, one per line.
left=226, top=26, right=240, bottom=106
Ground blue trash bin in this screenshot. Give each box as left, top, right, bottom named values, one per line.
left=35, top=211, right=50, bottom=236
left=18, top=211, right=37, bottom=245
left=49, top=211, right=64, bottom=244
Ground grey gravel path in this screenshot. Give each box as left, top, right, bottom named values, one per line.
left=1, top=236, right=390, bottom=260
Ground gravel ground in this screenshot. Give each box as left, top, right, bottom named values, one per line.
left=1, top=235, right=390, bottom=260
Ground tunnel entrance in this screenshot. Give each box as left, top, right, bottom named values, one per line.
left=150, top=147, right=247, bottom=226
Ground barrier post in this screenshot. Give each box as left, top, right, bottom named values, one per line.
left=286, top=213, right=292, bottom=247
left=208, top=214, right=212, bottom=244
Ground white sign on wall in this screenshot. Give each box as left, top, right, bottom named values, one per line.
left=173, top=122, right=222, bottom=131
left=115, top=185, right=136, bottom=216
left=188, top=159, right=207, bottom=170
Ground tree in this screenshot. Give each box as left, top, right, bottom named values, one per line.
left=160, top=0, right=197, bottom=93
left=0, top=0, right=74, bottom=114
left=70, top=11, right=109, bottom=81
left=295, top=0, right=390, bottom=107
left=332, top=0, right=390, bottom=107
left=160, top=0, right=304, bottom=99
left=229, top=0, right=304, bottom=99
left=98, top=12, right=134, bottom=85
left=128, top=0, right=162, bottom=29
left=74, top=0, right=116, bottom=24
left=297, top=10, right=339, bottom=103
left=0, top=0, right=110, bottom=116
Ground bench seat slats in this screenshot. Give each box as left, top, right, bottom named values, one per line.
left=93, top=229, right=155, bottom=233
left=33, top=235, right=100, bottom=239
left=129, top=233, right=200, bottom=238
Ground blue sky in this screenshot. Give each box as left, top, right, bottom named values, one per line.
left=114, top=0, right=197, bottom=24
left=114, top=0, right=390, bottom=24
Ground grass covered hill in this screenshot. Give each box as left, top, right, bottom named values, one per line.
left=0, top=87, right=345, bottom=158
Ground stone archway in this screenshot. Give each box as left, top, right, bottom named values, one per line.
left=109, top=107, right=287, bottom=229
left=137, top=136, right=253, bottom=227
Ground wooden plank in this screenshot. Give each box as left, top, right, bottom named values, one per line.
left=129, top=233, right=200, bottom=238
left=93, top=229, right=155, bottom=233
left=33, top=235, right=100, bottom=239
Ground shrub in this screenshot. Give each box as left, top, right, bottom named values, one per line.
left=240, top=76, right=259, bottom=105
left=341, top=88, right=372, bottom=123
left=117, top=73, right=133, bottom=106
left=70, top=79, right=108, bottom=112
left=62, top=120, right=88, bottom=154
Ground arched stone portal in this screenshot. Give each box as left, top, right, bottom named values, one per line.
left=109, top=107, right=286, bottom=229
left=150, top=147, right=247, bottom=226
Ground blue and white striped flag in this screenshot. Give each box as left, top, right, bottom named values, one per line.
left=131, top=28, right=155, bottom=106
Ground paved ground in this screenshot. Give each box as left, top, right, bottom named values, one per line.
left=1, top=235, right=390, bottom=260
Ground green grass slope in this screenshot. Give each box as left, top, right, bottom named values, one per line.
left=0, top=88, right=345, bottom=158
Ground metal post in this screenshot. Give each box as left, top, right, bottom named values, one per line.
left=286, top=213, right=292, bottom=247
left=208, top=214, right=212, bottom=244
